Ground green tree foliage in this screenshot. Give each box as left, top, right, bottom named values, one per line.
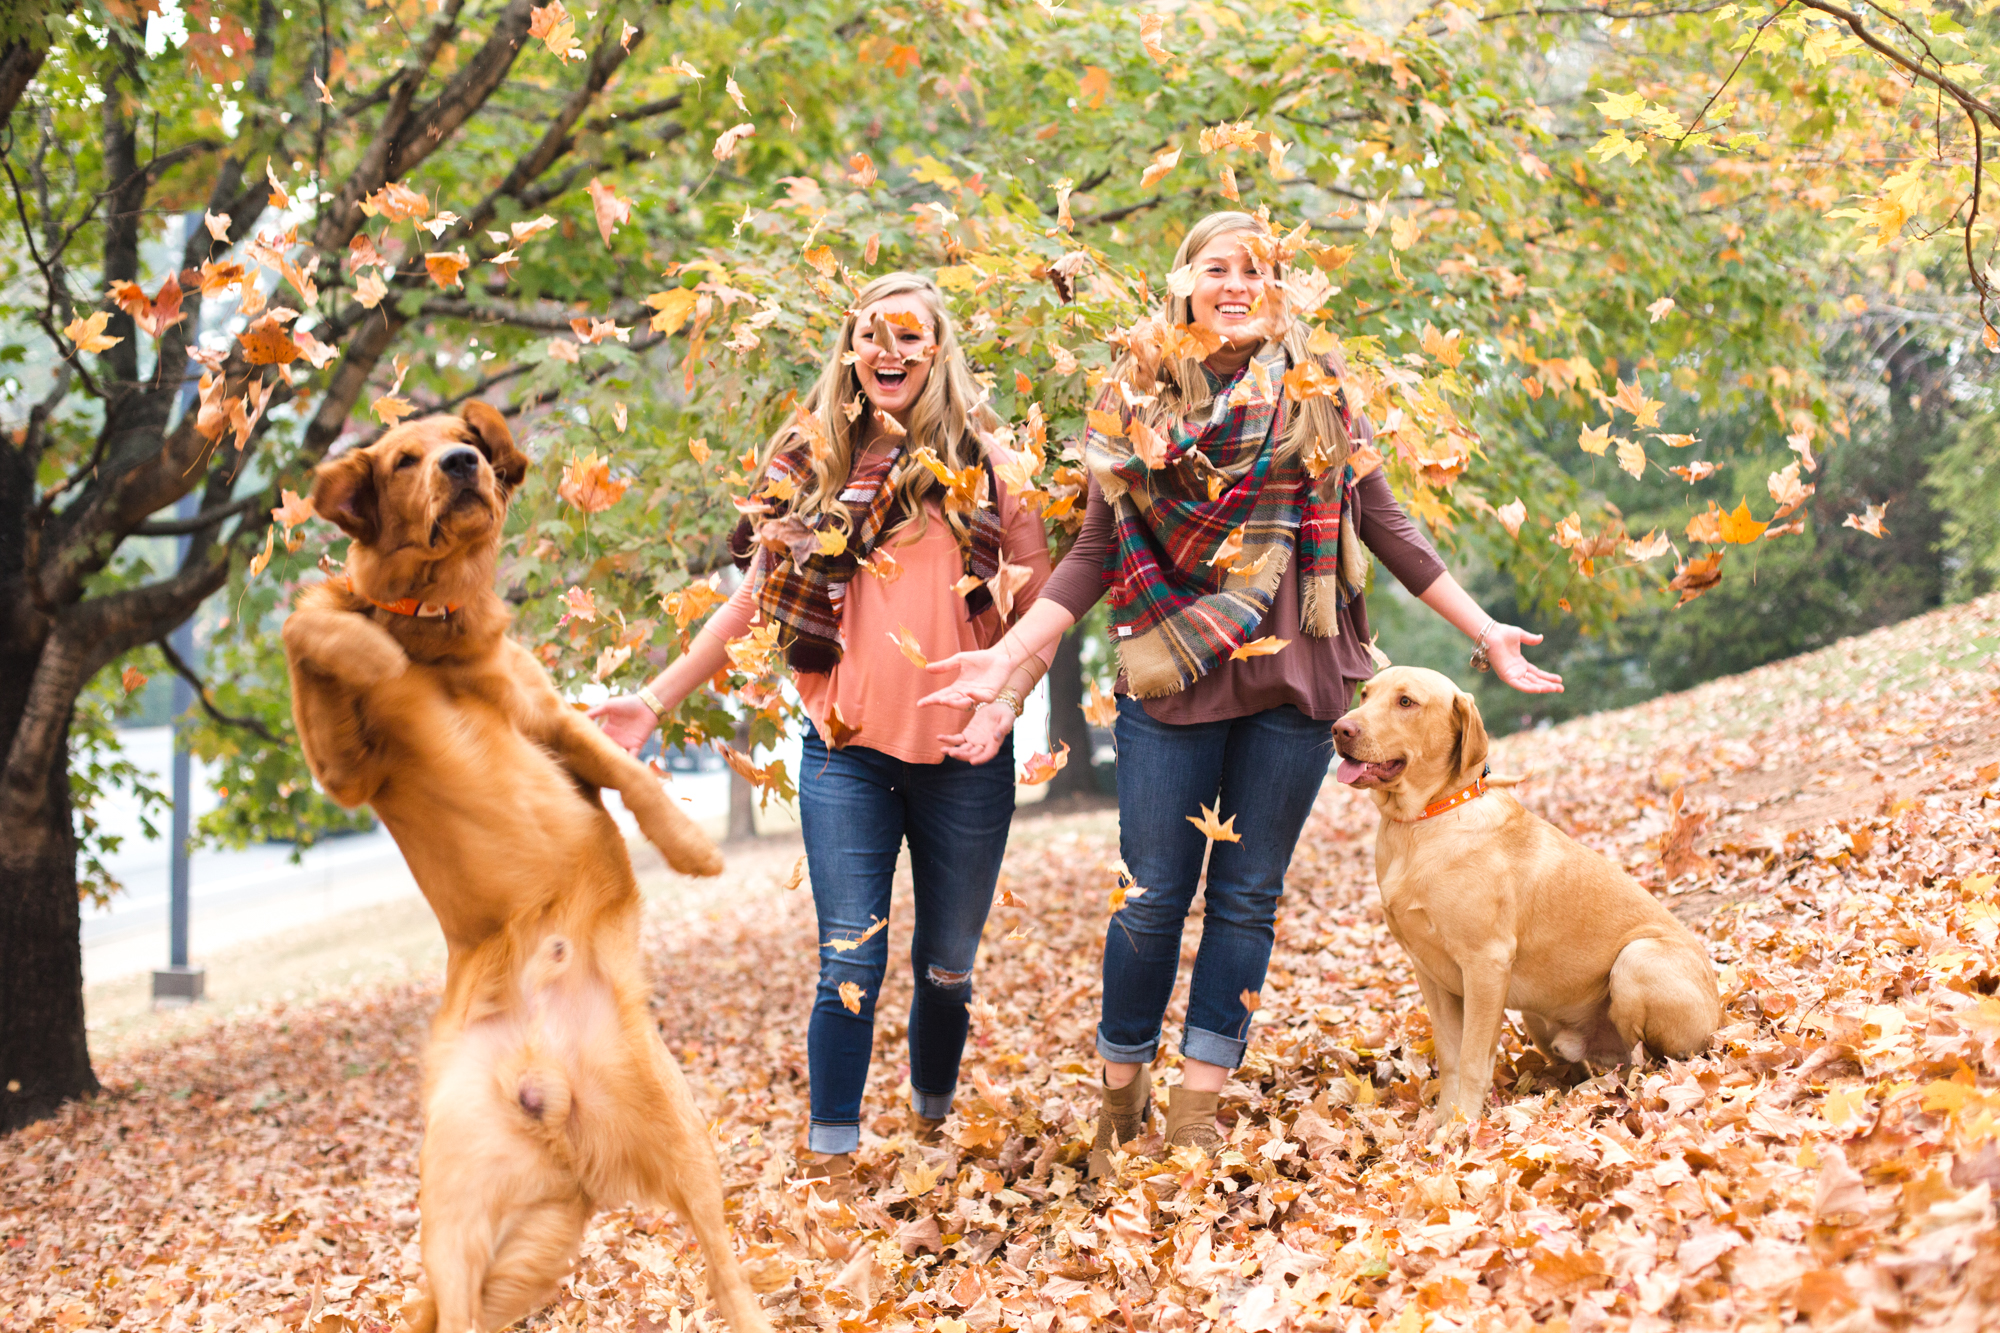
left=7, top=0, right=1991, bottom=1124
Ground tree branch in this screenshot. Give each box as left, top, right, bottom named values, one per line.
left=131, top=495, right=263, bottom=537
left=154, top=635, right=282, bottom=744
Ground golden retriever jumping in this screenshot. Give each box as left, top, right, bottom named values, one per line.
left=282, top=404, right=765, bottom=1333
left=1333, top=666, right=1720, bottom=1139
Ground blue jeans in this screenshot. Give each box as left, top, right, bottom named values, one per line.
left=798, top=727, right=1015, bottom=1154
left=1100, top=697, right=1337, bottom=1069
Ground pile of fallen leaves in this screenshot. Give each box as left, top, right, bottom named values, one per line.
left=6, top=594, right=1999, bottom=1332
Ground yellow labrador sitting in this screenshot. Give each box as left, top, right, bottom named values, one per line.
left=1332, top=666, right=1720, bottom=1136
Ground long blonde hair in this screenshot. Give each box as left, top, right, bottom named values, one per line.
left=1118, top=211, right=1351, bottom=479
left=760, top=272, right=990, bottom=545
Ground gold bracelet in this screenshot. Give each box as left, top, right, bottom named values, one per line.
left=636, top=684, right=670, bottom=721
left=994, top=687, right=1025, bottom=718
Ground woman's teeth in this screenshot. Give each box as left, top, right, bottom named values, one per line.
left=1217, top=303, right=1251, bottom=317
left=875, top=369, right=906, bottom=385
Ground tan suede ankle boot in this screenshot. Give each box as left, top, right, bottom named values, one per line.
left=1163, top=1085, right=1221, bottom=1155
left=1086, top=1065, right=1153, bottom=1180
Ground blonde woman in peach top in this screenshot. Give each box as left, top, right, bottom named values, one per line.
left=591, top=274, right=1051, bottom=1176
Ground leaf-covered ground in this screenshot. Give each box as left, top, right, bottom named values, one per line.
left=7, top=594, right=2000, bottom=1332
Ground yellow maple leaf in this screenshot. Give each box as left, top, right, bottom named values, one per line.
left=1139, top=13, right=1171, bottom=63
left=1140, top=145, right=1182, bottom=188
left=824, top=915, right=888, bottom=955
left=838, top=981, right=864, bottom=1014
left=1188, top=800, right=1241, bottom=843
left=64, top=309, right=124, bottom=355
left=1716, top=501, right=1768, bottom=544
left=372, top=394, right=415, bottom=426
left=423, top=250, right=470, bottom=289
left=1579, top=423, right=1610, bottom=456
left=1082, top=681, right=1117, bottom=728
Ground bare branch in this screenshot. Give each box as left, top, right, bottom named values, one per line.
left=131, top=495, right=263, bottom=537
left=153, top=635, right=282, bottom=744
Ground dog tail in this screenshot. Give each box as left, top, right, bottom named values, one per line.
left=1487, top=769, right=1531, bottom=788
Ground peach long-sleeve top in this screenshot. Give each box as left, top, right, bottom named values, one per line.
left=703, top=478, right=1053, bottom=765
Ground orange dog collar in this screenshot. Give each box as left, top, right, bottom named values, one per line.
left=336, top=575, right=460, bottom=619
left=1396, top=766, right=1491, bottom=823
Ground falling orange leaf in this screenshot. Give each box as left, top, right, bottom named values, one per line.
left=888, top=625, right=928, bottom=668
left=585, top=178, right=632, bottom=245
left=1843, top=502, right=1890, bottom=538
left=1083, top=681, right=1117, bottom=728
left=423, top=250, right=470, bottom=289
left=1139, top=14, right=1172, bottom=63
left=373, top=394, right=415, bottom=426
left=558, top=451, right=632, bottom=513
left=712, top=123, right=756, bottom=161
left=1018, top=743, right=1071, bottom=786
left=355, top=271, right=388, bottom=309
left=1670, top=461, right=1716, bottom=483
left=264, top=158, right=291, bottom=210
left=1230, top=636, right=1290, bottom=661
left=528, top=0, right=584, bottom=60
left=1078, top=66, right=1112, bottom=109
left=1609, top=377, right=1664, bottom=429
left=863, top=549, right=903, bottom=583
left=823, top=706, right=859, bottom=749
left=1669, top=550, right=1724, bottom=605
left=1140, top=145, right=1182, bottom=189
left=1188, top=800, right=1241, bottom=843
left=120, top=665, right=149, bottom=695
left=238, top=313, right=302, bottom=365
left=1496, top=498, right=1526, bottom=537
left=272, top=488, right=316, bottom=531
left=1626, top=529, right=1672, bottom=561
left=838, top=981, right=864, bottom=1014
left=825, top=915, right=888, bottom=954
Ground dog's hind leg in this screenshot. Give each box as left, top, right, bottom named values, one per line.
left=473, top=1194, right=590, bottom=1332
left=624, top=1043, right=773, bottom=1333
left=1608, top=936, right=1722, bottom=1060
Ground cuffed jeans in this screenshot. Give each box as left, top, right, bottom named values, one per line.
left=798, top=726, right=1014, bottom=1154
left=1099, top=697, right=1336, bottom=1069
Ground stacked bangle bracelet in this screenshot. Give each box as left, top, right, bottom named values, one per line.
left=636, top=684, right=669, bottom=721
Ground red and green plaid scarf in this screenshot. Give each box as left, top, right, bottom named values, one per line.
left=735, top=440, right=1003, bottom=673
left=1084, top=345, right=1363, bottom=698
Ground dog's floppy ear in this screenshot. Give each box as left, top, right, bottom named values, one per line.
left=311, top=449, right=379, bottom=544
left=1448, top=690, right=1490, bottom=789
left=460, top=401, right=528, bottom=493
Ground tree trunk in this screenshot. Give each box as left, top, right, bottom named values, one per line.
left=1043, top=629, right=1098, bottom=800
left=0, top=682, right=97, bottom=1132
left=727, top=715, right=756, bottom=841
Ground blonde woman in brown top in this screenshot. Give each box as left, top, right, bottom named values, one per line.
left=922, top=212, right=1561, bottom=1171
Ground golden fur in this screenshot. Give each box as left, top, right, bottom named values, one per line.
left=1333, top=666, right=1721, bottom=1139
left=281, top=404, right=765, bottom=1333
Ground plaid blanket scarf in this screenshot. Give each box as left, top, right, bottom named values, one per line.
left=1085, top=344, right=1366, bottom=698
left=734, top=440, right=1003, bottom=673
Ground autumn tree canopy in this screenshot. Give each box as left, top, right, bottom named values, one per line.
left=1, top=0, right=1990, bottom=1126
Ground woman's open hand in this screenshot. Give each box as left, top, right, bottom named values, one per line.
left=939, top=701, right=1016, bottom=765
left=1486, top=627, right=1564, bottom=695
left=588, top=695, right=659, bottom=756
left=918, top=646, right=1013, bottom=710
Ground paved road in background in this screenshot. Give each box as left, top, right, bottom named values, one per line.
left=83, top=727, right=737, bottom=985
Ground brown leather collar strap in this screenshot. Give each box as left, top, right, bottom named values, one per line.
left=1394, top=766, right=1491, bottom=824
left=336, top=575, right=460, bottom=619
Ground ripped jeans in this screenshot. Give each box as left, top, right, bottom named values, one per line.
left=797, top=725, right=1014, bottom=1155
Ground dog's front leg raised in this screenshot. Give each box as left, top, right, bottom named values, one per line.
left=282, top=608, right=409, bottom=807
left=1440, top=943, right=1515, bottom=1135
left=514, top=655, right=722, bottom=876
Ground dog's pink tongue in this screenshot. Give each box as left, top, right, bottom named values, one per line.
left=1336, top=758, right=1370, bottom=785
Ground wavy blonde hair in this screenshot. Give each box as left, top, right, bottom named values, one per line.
left=1119, top=211, right=1352, bottom=479
left=759, top=272, right=990, bottom=546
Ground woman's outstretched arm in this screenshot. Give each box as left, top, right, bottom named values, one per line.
left=1417, top=573, right=1564, bottom=694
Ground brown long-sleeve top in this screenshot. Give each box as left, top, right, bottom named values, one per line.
left=1040, top=464, right=1448, bottom=724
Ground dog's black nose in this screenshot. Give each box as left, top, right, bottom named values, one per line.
left=439, top=447, right=482, bottom=482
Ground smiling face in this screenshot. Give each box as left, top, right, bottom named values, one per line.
left=851, top=291, right=937, bottom=425
left=1332, top=666, right=1490, bottom=807
left=311, top=403, right=528, bottom=602
left=1187, top=231, right=1274, bottom=346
